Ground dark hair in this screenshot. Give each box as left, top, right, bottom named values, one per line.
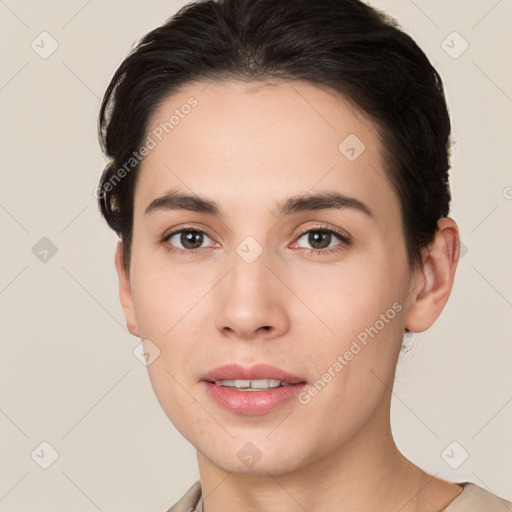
left=97, top=0, right=452, bottom=274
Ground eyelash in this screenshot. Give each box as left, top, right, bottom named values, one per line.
left=160, top=224, right=351, bottom=257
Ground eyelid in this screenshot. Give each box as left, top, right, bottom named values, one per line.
left=160, top=223, right=217, bottom=253
left=293, top=222, right=351, bottom=243
left=289, top=223, right=352, bottom=255
left=161, top=222, right=214, bottom=240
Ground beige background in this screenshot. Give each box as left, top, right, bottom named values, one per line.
left=0, top=0, right=511, bottom=510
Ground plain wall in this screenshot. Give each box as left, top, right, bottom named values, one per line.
left=1, top=0, right=511, bottom=510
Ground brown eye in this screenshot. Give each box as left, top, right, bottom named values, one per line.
left=297, top=229, right=341, bottom=250
left=304, top=231, right=332, bottom=250
left=165, top=229, right=213, bottom=252
left=294, top=227, right=351, bottom=255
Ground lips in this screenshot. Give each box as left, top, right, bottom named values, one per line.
left=200, top=363, right=306, bottom=385
left=200, top=363, right=308, bottom=415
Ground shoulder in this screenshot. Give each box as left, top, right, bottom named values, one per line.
left=165, top=480, right=202, bottom=512
left=442, top=482, right=512, bottom=511
left=164, top=480, right=512, bottom=512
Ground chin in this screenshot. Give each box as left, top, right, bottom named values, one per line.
left=197, top=439, right=313, bottom=476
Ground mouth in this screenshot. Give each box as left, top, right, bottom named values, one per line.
left=200, top=363, right=307, bottom=415
left=211, top=378, right=295, bottom=391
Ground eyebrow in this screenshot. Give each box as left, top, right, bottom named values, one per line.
left=144, top=189, right=374, bottom=219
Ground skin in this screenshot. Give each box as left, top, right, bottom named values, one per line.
left=115, top=79, right=462, bottom=511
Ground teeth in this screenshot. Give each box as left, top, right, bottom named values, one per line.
left=251, top=379, right=280, bottom=389
left=214, top=378, right=291, bottom=390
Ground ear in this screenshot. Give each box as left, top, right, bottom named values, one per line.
left=405, top=217, right=460, bottom=333
left=114, top=239, right=140, bottom=337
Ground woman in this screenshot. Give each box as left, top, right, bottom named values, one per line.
left=96, top=0, right=511, bottom=510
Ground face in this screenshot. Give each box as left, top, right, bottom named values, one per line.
left=118, top=79, right=425, bottom=475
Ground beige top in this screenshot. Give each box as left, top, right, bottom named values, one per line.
left=167, top=481, right=512, bottom=512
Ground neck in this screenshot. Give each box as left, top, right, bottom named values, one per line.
left=195, top=399, right=458, bottom=512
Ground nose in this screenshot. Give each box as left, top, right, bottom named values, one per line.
left=214, top=250, right=290, bottom=342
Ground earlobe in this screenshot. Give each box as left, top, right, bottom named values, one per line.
left=405, top=217, right=460, bottom=333
left=114, top=240, right=140, bottom=337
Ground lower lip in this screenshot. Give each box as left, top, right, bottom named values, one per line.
left=202, top=381, right=307, bottom=415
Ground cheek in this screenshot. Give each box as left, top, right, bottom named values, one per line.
left=290, top=253, right=406, bottom=342
left=291, top=254, right=407, bottom=409
left=127, top=257, right=219, bottom=407
left=129, top=254, right=214, bottom=339
left=130, top=272, right=206, bottom=433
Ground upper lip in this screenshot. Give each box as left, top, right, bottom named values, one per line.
left=201, top=363, right=306, bottom=384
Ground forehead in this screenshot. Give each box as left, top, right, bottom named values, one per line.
left=134, top=79, right=399, bottom=225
